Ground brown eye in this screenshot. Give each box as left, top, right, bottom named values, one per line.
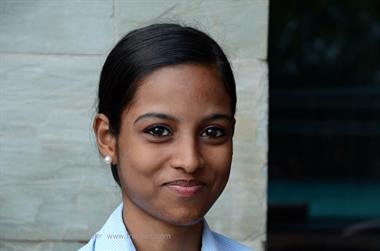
left=144, top=125, right=172, bottom=137
left=201, top=127, right=225, bottom=138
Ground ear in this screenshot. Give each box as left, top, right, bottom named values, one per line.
left=93, top=113, right=118, bottom=165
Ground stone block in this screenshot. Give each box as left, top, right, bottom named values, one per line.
left=0, top=240, right=84, bottom=251
left=0, top=0, right=114, bottom=54
left=115, top=0, right=268, bottom=60
left=0, top=54, right=120, bottom=240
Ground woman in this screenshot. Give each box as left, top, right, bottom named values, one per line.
left=79, top=23, right=252, bottom=251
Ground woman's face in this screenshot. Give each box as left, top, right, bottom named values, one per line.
left=116, top=64, right=234, bottom=226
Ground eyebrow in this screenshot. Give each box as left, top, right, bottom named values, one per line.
left=134, top=112, right=179, bottom=124
left=134, top=112, right=234, bottom=124
left=202, top=113, right=234, bottom=123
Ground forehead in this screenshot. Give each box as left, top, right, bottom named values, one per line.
left=127, top=64, right=231, bottom=116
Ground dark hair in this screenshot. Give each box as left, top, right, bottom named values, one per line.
left=97, top=23, right=236, bottom=186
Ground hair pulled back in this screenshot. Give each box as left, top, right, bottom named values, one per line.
left=97, top=23, right=236, bottom=186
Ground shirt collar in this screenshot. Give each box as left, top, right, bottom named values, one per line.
left=201, top=220, right=221, bottom=251
left=94, top=202, right=221, bottom=251
left=94, top=203, right=136, bottom=251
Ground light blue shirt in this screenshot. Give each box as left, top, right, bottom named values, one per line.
left=79, top=203, right=253, bottom=251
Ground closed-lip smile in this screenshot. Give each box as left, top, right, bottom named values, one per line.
left=163, top=179, right=206, bottom=197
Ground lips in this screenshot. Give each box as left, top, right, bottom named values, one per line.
left=164, top=179, right=206, bottom=187
left=163, top=179, right=206, bottom=197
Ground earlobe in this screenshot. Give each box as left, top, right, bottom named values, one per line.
left=93, top=113, right=117, bottom=165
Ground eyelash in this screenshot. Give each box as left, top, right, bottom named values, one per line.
left=201, top=127, right=226, bottom=138
left=143, top=125, right=226, bottom=138
left=143, top=125, right=172, bottom=137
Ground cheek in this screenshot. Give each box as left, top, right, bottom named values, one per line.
left=117, top=150, right=163, bottom=210
left=117, top=137, right=169, bottom=191
left=203, top=143, right=233, bottom=182
left=206, top=141, right=233, bottom=165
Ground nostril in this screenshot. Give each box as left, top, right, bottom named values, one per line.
left=171, top=152, right=205, bottom=173
left=169, top=137, right=205, bottom=172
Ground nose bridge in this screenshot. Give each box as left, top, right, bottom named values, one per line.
left=172, top=133, right=203, bottom=172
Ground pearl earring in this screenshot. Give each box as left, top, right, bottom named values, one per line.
left=104, top=155, right=112, bottom=165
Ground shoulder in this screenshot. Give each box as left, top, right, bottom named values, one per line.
left=78, top=238, right=95, bottom=251
left=211, top=231, right=254, bottom=251
left=77, top=203, right=135, bottom=251
left=202, top=221, right=254, bottom=251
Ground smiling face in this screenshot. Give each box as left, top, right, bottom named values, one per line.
left=115, top=64, right=234, bottom=226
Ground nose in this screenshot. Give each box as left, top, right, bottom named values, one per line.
left=170, top=135, right=205, bottom=173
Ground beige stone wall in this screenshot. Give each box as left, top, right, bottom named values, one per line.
left=0, top=1, right=268, bottom=250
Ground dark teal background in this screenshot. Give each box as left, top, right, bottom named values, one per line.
left=269, top=0, right=380, bottom=218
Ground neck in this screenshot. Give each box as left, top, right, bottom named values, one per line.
left=121, top=196, right=203, bottom=251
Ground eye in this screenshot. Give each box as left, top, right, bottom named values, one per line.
left=143, top=125, right=172, bottom=137
left=201, top=127, right=225, bottom=138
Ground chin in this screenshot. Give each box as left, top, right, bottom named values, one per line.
left=167, top=215, right=204, bottom=227
left=162, top=206, right=209, bottom=226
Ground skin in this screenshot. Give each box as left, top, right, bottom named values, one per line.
left=94, top=64, right=235, bottom=251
